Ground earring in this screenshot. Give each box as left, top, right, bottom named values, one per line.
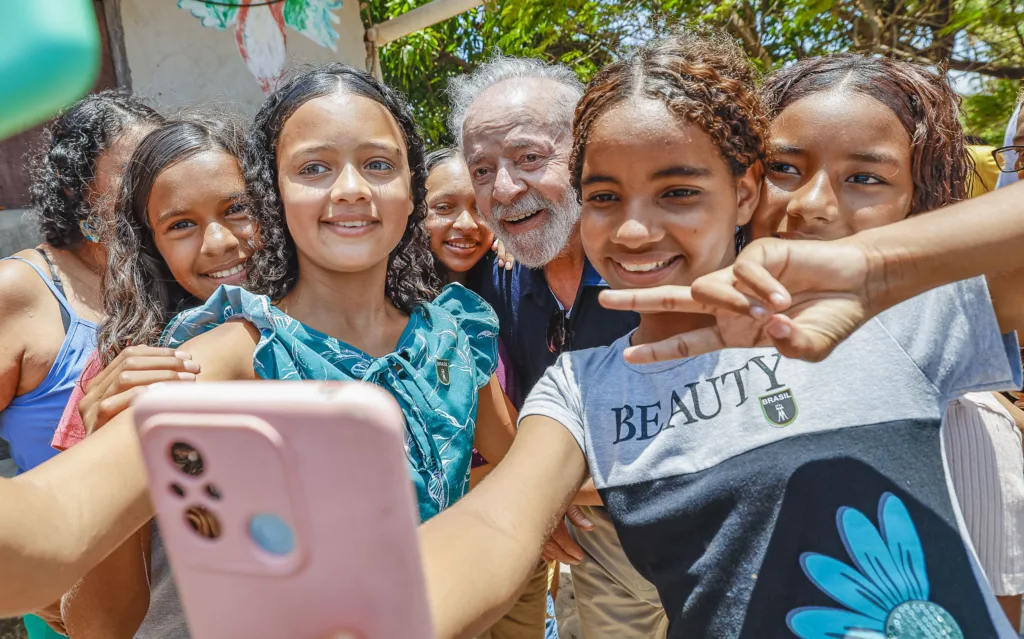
left=79, top=214, right=101, bottom=243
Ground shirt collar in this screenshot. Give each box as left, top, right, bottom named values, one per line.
left=520, top=257, right=608, bottom=303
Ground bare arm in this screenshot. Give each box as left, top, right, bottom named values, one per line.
left=59, top=321, right=259, bottom=635
left=0, top=261, right=38, bottom=412
left=994, top=393, right=1024, bottom=437
left=602, top=181, right=1024, bottom=363
left=0, top=416, right=150, bottom=616
left=420, top=415, right=587, bottom=639
left=472, top=375, right=516, bottom=466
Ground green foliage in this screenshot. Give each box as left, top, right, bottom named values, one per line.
left=962, top=78, right=1021, bottom=145
left=360, top=0, right=1024, bottom=148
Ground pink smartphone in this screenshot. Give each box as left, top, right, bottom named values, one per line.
left=133, top=381, right=434, bottom=639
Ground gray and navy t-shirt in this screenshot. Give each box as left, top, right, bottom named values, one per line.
left=521, top=277, right=1023, bottom=639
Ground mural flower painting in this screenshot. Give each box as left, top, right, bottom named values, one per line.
left=178, top=0, right=344, bottom=94
left=787, top=493, right=964, bottom=639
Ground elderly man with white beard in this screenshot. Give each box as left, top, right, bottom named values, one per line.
left=449, top=55, right=666, bottom=638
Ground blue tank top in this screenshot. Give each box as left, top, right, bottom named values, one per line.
left=0, top=255, right=98, bottom=473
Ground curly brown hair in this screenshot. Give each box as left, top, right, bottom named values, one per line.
left=570, top=29, right=767, bottom=197
left=760, top=54, right=970, bottom=214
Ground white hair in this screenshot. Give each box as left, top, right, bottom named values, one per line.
left=447, top=52, right=584, bottom=148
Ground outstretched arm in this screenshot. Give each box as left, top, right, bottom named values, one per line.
left=59, top=321, right=259, bottom=635
left=420, top=416, right=587, bottom=639
left=0, top=416, right=150, bottom=616
left=601, top=181, right=1024, bottom=363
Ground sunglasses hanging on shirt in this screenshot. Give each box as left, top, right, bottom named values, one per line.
left=546, top=309, right=570, bottom=354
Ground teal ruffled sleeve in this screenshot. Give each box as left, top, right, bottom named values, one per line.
left=431, top=283, right=499, bottom=390
left=159, top=285, right=302, bottom=381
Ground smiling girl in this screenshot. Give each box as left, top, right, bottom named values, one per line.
left=54, top=116, right=255, bottom=638
left=64, top=65, right=516, bottom=637
left=755, top=55, right=1024, bottom=629
left=52, top=115, right=254, bottom=449
left=425, top=147, right=497, bottom=284
left=417, top=32, right=1022, bottom=639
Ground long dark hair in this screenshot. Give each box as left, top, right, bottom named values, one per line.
left=97, top=116, right=246, bottom=364
left=761, top=54, right=970, bottom=214
left=244, top=63, right=441, bottom=312
left=29, top=89, right=163, bottom=248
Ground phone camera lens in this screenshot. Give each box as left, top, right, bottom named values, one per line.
left=170, top=441, right=204, bottom=476
left=170, top=483, right=185, bottom=498
left=184, top=505, right=221, bottom=539
left=205, top=484, right=222, bottom=500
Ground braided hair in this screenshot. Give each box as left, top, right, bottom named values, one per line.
left=571, top=29, right=766, bottom=193
left=761, top=54, right=970, bottom=214
left=29, top=89, right=163, bottom=248
left=570, top=30, right=766, bottom=253
left=244, top=64, right=441, bottom=312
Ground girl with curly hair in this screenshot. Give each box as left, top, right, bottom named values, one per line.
left=89, top=64, right=515, bottom=521
left=415, top=31, right=1019, bottom=639
left=0, top=90, right=161, bottom=475
left=755, top=55, right=1024, bottom=630
left=72, top=64, right=517, bottom=636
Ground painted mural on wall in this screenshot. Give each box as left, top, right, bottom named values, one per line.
left=179, top=0, right=345, bottom=94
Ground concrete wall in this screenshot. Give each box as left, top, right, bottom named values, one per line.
left=0, top=210, right=42, bottom=258
left=119, top=0, right=367, bottom=113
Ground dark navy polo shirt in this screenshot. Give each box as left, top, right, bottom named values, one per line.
left=469, top=256, right=639, bottom=409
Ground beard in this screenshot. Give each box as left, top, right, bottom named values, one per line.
left=487, top=188, right=581, bottom=268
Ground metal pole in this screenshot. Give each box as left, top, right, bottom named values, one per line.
left=369, top=0, right=483, bottom=47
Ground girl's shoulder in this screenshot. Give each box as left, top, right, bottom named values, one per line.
left=423, top=283, right=498, bottom=329
left=160, top=285, right=281, bottom=349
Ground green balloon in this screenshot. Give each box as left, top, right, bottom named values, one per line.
left=0, top=0, right=100, bottom=140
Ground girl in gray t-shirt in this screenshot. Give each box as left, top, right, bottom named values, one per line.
left=425, top=31, right=1024, bottom=639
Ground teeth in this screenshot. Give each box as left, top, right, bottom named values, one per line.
left=446, top=241, right=478, bottom=249
left=505, top=209, right=539, bottom=223
left=208, top=264, right=244, bottom=278
left=327, top=220, right=374, bottom=228
left=619, top=259, right=674, bottom=273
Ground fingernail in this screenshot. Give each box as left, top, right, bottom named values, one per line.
left=177, top=372, right=196, bottom=381
left=767, top=321, right=791, bottom=339
left=174, top=351, right=191, bottom=359
left=183, top=361, right=201, bottom=373
left=750, top=305, right=768, bottom=320
left=769, top=292, right=786, bottom=307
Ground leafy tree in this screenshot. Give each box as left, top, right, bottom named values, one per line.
left=361, top=0, right=1023, bottom=147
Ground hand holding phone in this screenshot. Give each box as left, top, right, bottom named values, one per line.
left=134, top=381, right=433, bottom=639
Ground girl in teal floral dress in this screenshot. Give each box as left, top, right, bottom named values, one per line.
left=157, top=65, right=517, bottom=522
left=60, top=66, right=516, bottom=635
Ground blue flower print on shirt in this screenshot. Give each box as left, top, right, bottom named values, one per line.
left=787, top=492, right=963, bottom=639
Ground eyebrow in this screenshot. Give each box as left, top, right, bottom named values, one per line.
left=581, top=165, right=712, bottom=186
left=769, top=144, right=805, bottom=156
left=360, top=141, right=403, bottom=156
left=847, top=150, right=902, bottom=167
left=466, top=138, right=552, bottom=166
left=155, top=192, right=245, bottom=225
left=290, top=141, right=403, bottom=158
left=653, top=165, right=713, bottom=179
left=428, top=189, right=470, bottom=200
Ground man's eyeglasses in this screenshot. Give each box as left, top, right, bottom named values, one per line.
left=993, top=146, right=1024, bottom=174
left=546, top=309, right=570, bottom=354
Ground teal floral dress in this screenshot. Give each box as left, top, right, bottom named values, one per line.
left=160, top=284, right=499, bottom=521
